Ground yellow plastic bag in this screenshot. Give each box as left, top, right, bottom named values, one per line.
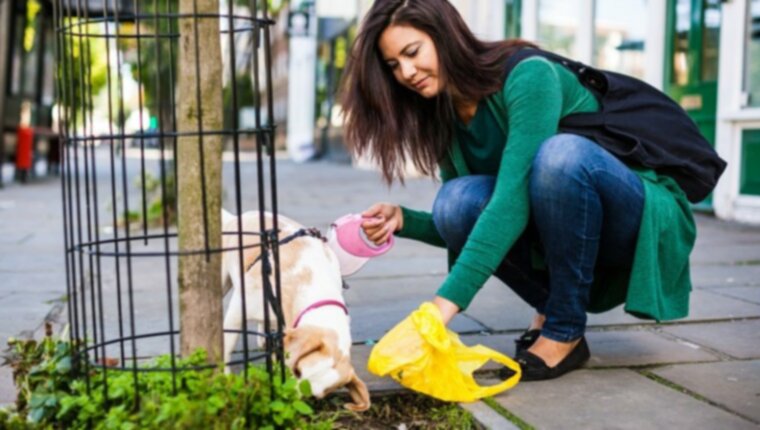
left=368, top=302, right=521, bottom=402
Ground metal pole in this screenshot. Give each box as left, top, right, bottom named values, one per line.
left=0, top=0, right=13, bottom=187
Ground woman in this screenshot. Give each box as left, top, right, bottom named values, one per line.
left=340, top=0, right=696, bottom=381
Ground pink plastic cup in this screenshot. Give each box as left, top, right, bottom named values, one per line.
left=326, top=213, right=394, bottom=276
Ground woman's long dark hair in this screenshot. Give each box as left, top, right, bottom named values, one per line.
left=340, top=0, right=536, bottom=184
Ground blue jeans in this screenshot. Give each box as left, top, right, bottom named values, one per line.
left=432, top=134, right=644, bottom=342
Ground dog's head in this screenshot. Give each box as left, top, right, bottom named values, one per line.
left=284, top=326, right=370, bottom=411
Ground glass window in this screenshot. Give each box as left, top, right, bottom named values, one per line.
left=741, top=129, right=760, bottom=195
left=593, top=0, right=647, bottom=78
left=538, top=0, right=581, bottom=58
left=22, top=21, right=40, bottom=98
left=10, top=15, right=25, bottom=95
left=701, top=0, right=721, bottom=81
left=505, top=0, right=521, bottom=39
left=42, top=28, right=56, bottom=106
left=672, top=0, right=691, bottom=85
left=746, top=0, right=760, bottom=106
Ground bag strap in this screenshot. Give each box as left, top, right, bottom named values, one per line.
left=503, top=48, right=584, bottom=80
left=464, top=344, right=522, bottom=398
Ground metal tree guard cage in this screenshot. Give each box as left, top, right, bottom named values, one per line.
left=54, top=0, right=285, bottom=409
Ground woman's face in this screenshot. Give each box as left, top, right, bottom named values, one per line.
left=378, top=24, right=442, bottom=98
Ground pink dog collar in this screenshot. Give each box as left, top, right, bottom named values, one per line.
left=292, top=300, right=349, bottom=328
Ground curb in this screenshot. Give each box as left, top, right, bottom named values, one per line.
left=460, top=401, right=521, bottom=430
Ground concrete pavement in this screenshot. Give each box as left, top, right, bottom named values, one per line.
left=1, top=148, right=759, bottom=428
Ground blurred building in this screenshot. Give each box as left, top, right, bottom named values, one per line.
left=1, top=0, right=286, bottom=184
left=219, top=0, right=291, bottom=152
left=286, top=0, right=318, bottom=162
left=0, top=0, right=57, bottom=186
left=313, top=0, right=358, bottom=162
left=269, top=5, right=292, bottom=151
left=714, top=0, right=760, bottom=224
left=0, top=0, right=132, bottom=186
left=514, top=0, right=757, bottom=223
left=4, top=0, right=759, bottom=225
left=331, top=0, right=759, bottom=224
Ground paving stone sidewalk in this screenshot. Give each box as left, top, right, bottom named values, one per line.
left=1, top=150, right=759, bottom=429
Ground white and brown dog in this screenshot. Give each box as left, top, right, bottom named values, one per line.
left=220, top=209, right=370, bottom=411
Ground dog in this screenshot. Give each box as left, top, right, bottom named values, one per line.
left=220, top=209, right=370, bottom=411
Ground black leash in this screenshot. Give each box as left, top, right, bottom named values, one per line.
left=233, top=226, right=351, bottom=335
left=244, top=227, right=326, bottom=274
left=238, top=228, right=351, bottom=327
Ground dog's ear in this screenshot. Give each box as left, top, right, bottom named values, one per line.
left=284, top=328, right=324, bottom=376
left=343, top=372, right=371, bottom=412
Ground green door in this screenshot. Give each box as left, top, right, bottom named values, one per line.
left=665, top=0, right=721, bottom=208
left=505, top=0, right=521, bottom=39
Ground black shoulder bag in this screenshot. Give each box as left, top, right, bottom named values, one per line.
left=505, top=48, right=727, bottom=203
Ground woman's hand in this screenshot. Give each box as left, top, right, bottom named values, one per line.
left=361, top=202, right=403, bottom=245
left=432, top=296, right=459, bottom=325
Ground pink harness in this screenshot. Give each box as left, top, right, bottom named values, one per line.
left=292, top=300, right=349, bottom=329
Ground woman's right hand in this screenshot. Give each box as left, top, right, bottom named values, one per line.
left=361, top=202, right=403, bottom=245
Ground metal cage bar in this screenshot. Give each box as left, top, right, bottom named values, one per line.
left=54, top=0, right=284, bottom=416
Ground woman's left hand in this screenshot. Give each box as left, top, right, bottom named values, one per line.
left=432, top=296, right=459, bottom=325
left=361, top=202, right=403, bottom=245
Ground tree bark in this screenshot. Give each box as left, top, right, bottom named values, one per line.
left=177, top=0, right=224, bottom=362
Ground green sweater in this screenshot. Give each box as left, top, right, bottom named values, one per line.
left=397, top=57, right=696, bottom=321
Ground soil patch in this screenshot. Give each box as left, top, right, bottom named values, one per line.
left=311, top=391, right=485, bottom=429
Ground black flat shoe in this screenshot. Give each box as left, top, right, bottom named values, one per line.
left=515, top=337, right=590, bottom=381
left=514, top=328, right=541, bottom=355
left=497, top=329, right=541, bottom=380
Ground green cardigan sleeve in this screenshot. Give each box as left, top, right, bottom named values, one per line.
left=394, top=159, right=457, bottom=248
left=436, top=58, right=564, bottom=310
left=395, top=206, right=447, bottom=248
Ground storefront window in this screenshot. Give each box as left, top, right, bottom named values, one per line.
left=538, top=0, right=581, bottom=59
left=22, top=24, right=41, bottom=98
left=701, top=0, right=721, bottom=82
left=593, top=0, right=646, bottom=78
left=505, top=0, right=521, bottom=39
left=672, top=0, right=691, bottom=85
left=10, top=15, right=25, bottom=95
left=315, top=22, right=355, bottom=155
left=741, top=129, right=760, bottom=196
left=42, top=29, right=55, bottom=106
left=746, top=0, right=760, bottom=106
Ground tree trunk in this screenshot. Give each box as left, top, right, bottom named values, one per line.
left=177, top=0, right=224, bottom=362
